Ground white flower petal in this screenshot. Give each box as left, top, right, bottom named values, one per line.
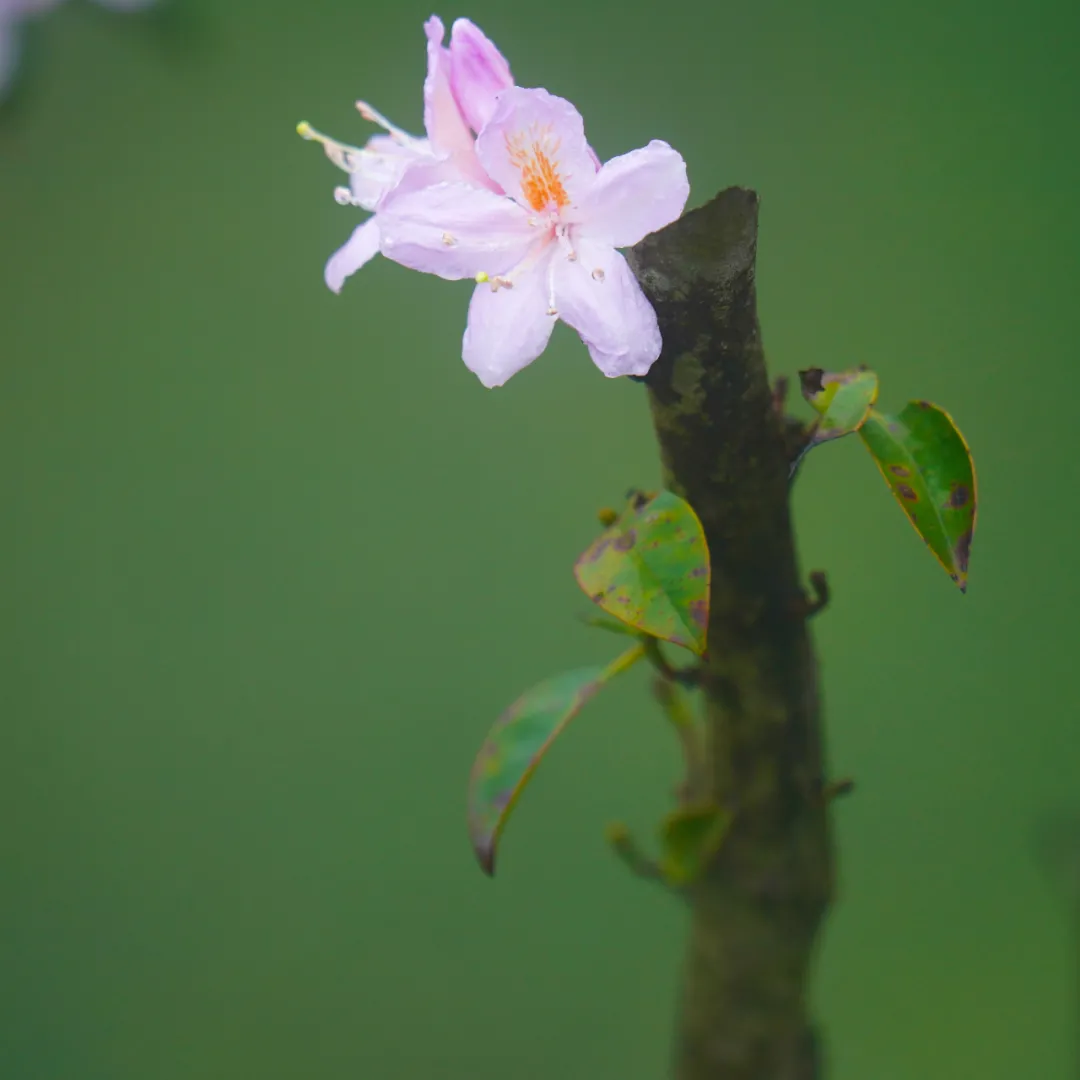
left=553, top=236, right=661, bottom=378
left=324, top=218, right=381, bottom=294
left=378, top=182, right=534, bottom=281
left=571, top=141, right=689, bottom=249
left=462, top=256, right=557, bottom=387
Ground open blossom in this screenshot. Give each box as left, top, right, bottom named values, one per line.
left=0, top=0, right=156, bottom=98
left=377, top=87, right=689, bottom=388
left=297, top=15, right=513, bottom=294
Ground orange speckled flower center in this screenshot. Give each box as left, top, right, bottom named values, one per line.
left=505, top=125, right=569, bottom=213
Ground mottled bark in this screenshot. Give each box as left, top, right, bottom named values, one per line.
left=627, top=189, right=834, bottom=1080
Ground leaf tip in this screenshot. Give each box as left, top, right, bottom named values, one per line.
left=471, top=836, right=497, bottom=877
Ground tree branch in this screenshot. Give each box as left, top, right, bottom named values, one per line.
left=628, top=188, right=835, bottom=1080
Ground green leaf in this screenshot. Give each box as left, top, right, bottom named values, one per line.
left=859, top=401, right=977, bottom=591
left=467, top=644, right=646, bottom=876
left=577, top=613, right=643, bottom=638
left=799, top=366, right=879, bottom=444
left=658, top=803, right=731, bottom=885
left=573, top=491, right=710, bottom=655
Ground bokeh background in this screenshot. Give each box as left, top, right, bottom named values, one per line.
left=2, top=0, right=1077, bottom=1077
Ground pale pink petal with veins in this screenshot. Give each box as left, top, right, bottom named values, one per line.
left=550, top=236, right=661, bottom=377
left=379, top=181, right=534, bottom=281
left=449, top=18, right=513, bottom=133
left=476, top=87, right=597, bottom=212
left=348, top=135, right=432, bottom=212
left=325, top=219, right=382, bottom=294
left=422, top=16, right=474, bottom=160
left=569, top=140, right=689, bottom=249
left=462, top=253, right=557, bottom=388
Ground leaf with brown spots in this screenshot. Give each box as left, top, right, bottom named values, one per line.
left=573, top=491, right=710, bottom=655
left=859, top=401, right=977, bottom=591
left=799, top=367, right=879, bottom=443
left=578, top=613, right=643, bottom=637
left=467, top=644, right=646, bottom=876
left=789, top=367, right=879, bottom=478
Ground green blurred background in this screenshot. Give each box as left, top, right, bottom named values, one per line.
left=1, top=0, right=1077, bottom=1076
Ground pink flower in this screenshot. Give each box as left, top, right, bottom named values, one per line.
left=377, top=87, right=689, bottom=388
left=298, top=16, right=513, bottom=294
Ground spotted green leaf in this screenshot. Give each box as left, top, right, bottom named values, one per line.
left=859, top=401, right=976, bottom=591
left=800, top=366, right=879, bottom=443
left=659, top=803, right=731, bottom=885
left=467, top=644, right=645, bottom=876
left=573, top=491, right=710, bottom=655
left=577, top=613, right=642, bottom=637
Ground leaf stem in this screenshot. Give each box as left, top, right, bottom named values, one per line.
left=651, top=674, right=709, bottom=805
left=643, top=635, right=702, bottom=688
left=604, top=822, right=668, bottom=885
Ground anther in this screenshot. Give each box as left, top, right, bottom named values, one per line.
left=296, top=121, right=366, bottom=174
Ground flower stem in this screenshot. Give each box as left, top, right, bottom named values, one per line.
left=628, top=189, right=834, bottom=1080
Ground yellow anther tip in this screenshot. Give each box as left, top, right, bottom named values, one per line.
left=296, top=121, right=313, bottom=138
left=474, top=271, right=490, bottom=283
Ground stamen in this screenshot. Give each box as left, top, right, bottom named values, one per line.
left=334, top=185, right=358, bottom=206
left=296, top=121, right=368, bottom=174
left=477, top=237, right=558, bottom=301
left=555, top=225, right=577, bottom=263
left=355, top=100, right=422, bottom=148
left=474, top=270, right=515, bottom=292
left=441, top=232, right=456, bottom=246
left=591, top=268, right=606, bottom=282
left=506, top=124, right=570, bottom=212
